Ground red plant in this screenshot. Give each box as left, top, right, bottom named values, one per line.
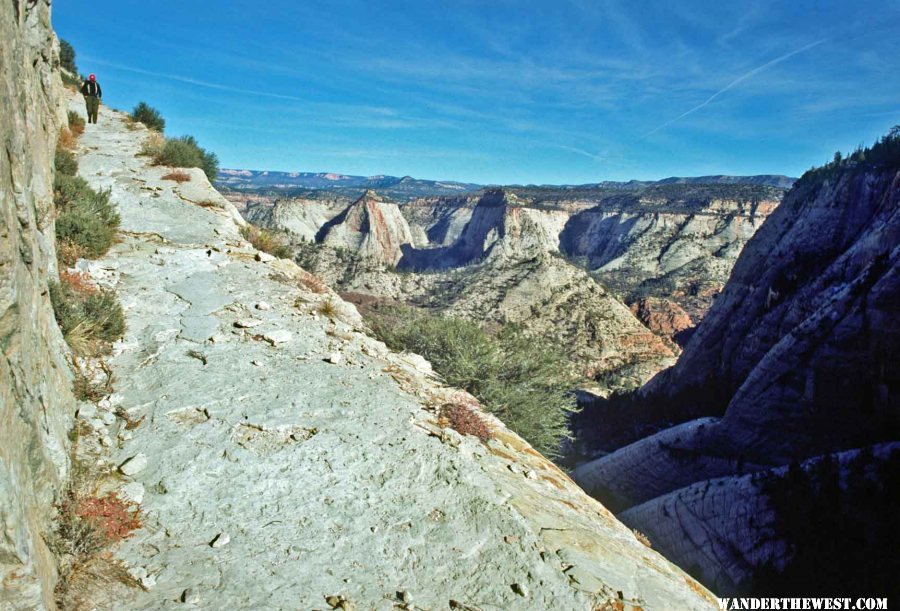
left=440, top=402, right=493, bottom=442
left=161, top=170, right=191, bottom=183
left=299, top=271, right=328, bottom=294
left=60, top=270, right=97, bottom=295
left=71, top=493, right=141, bottom=545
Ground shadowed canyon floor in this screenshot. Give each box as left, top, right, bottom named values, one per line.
left=61, top=96, right=717, bottom=609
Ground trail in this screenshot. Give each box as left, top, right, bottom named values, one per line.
left=66, top=94, right=715, bottom=610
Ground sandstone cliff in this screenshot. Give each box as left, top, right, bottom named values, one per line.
left=0, top=3, right=72, bottom=608
left=317, top=190, right=415, bottom=265
left=39, top=94, right=717, bottom=609
left=573, top=158, right=900, bottom=593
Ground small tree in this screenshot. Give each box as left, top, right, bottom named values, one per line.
left=59, top=39, right=77, bottom=74
left=130, top=102, right=166, bottom=132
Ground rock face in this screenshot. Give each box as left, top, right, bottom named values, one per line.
left=0, top=3, right=72, bottom=609
left=560, top=190, right=780, bottom=319
left=57, top=98, right=715, bottom=609
left=247, top=184, right=781, bottom=396
left=398, top=189, right=570, bottom=270
left=630, top=298, right=693, bottom=345
left=244, top=197, right=345, bottom=242
left=317, top=190, right=415, bottom=265
left=439, top=256, right=676, bottom=393
left=573, top=164, right=900, bottom=592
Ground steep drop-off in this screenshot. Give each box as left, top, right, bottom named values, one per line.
left=573, top=158, right=900, bottom=593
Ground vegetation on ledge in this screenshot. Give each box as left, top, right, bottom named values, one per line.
left=367, top=306, right=578, bottom=458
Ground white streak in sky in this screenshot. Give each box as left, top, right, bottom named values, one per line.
left=81, top=56, right=309, bottom=103
left=644, top=39, right=826, bottom=137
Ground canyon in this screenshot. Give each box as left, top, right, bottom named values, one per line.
left=233, top=181, right=785, bottom=396
left=3, top=0, right=897, bottom=606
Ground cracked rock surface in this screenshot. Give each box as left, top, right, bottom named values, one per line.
left=67, top=95, right=715, bottom=610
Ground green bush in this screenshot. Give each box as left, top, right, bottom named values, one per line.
left=153, top=135, right=218, bottom=182
left=59, top=39, right=77, bottom=74
left=55, top=148, right=78, bottom=176
left=54, top=174, right=120, bottom=259
left=240, top=224, right=292, bottom=259
left=50, top=279, right=125, bottom=355
left=67, top=110, right=85, bottom=134
left=368, top=308, right=577, bottom=457
left=130, top=102, right=165, bottom=132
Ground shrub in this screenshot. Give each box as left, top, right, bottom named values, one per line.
left=130, top=102, right=165, bottom=132
left=152, top=135, right=218, bottom=182
left=139, top=131, right=165, bottom=158
left=368, top=308, right=578, bottom=457
left=57, top=240, right=85, bottom=267
left=55, top=147, right=78, bottom=176
left=59, top=39, right=78, bottom=74
left=54, top=490, right=141, bottom=559
left=58, top=127, right=78, bottom=151
left=54, top=174, right=120, bottom=259
left=67, top=110, right=85, bottom=136
left=50, top=274, right=125, bottom=355
left=161, top=170, right=191, bottom=183
left=317, top=299, right=337, bottom=318
left=240, top=224, right=292, bottom=259
left=440, top=399, right=493, bottom=441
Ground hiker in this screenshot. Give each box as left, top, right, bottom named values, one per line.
left=81, top=74, right=102, bottom=124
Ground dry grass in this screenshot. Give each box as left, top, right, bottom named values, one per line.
left=72, top=359, right=114, bottom=402
left=317, top=299, right=338, bottom=318
left=161, top=170, right=191, bottom=183
left=196, top=200, right=220, bottom=209
left=52, top=416, right=144, bottom=609
left=68, top=110, right=85, bottom=136
left=138, top=131, right=165, bottom=157
left=240, top=224, right=292, bottom=259
left=633, top=529, right=652, bottom=548
left=53, top=489, right=142, bottom=609
left=59, top=127, right=78, bottom=151
left=55, top=553, right=143, bottom=610
left=50, top=273, right=125, bottom=357
left=298, top=270, right=328, bottom=294
left=58, top=239, right=86, bottom=267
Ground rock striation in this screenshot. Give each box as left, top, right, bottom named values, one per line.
left=0, top=3, right=72, bottom=609
left=317, top=190, right=415, bottom=265
left=53, top=97, right=716, bottom=609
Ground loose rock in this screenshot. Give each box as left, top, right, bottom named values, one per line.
left=119, top=453, right=148, bottom=475
left=234, top=318, right=263, bottom=329
left=264, top=330, right=293, bottom=345
left=210, top=532, right=230, bottom=548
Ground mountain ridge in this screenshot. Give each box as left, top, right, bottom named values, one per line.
left=218, top=167, right=796, bottom=199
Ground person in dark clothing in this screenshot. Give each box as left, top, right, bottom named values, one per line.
left=81, top=74, right=102, bottom=124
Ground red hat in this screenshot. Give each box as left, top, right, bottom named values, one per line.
left=89, top=74, right=96, bottom=81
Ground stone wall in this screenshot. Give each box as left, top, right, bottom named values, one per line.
left=0, top=1, right=71, bottom=608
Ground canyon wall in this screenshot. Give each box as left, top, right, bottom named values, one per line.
left=0, top=1, right=72, bottom=608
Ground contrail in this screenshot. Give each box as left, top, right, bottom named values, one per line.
left=81, top=56, right=309, bottom=103
left=644, top=39, right=826, bottom=137
left=553, top=144, right=606, bottom=162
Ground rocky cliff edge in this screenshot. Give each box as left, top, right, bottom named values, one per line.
left=51, top=95, right=716, bottom=610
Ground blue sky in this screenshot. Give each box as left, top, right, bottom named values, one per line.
left=55, top=1, right=900, bottom=184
